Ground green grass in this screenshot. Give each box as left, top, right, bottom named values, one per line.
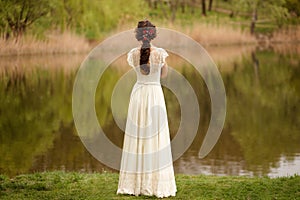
left=0, top=171, right=299, bottom=199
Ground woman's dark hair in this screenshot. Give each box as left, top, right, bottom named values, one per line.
left=135, top=20, right=157, bottom=75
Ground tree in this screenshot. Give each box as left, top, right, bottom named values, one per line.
left=208, top=0, right=213, bottom=11
left=201, top=0, right=207, bottom=16
left=0, top=0, right=50, bottom=40
left=250, top=0, right=260, bottom=34
left=180, top=0, right=186, bottom=13
left=190, top=0, right=196, bottom=14
left=170, top=0, right=179, bottom=22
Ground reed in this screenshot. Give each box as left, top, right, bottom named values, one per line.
left=166, top=22, right=257, bottom=46
left=0, top=31, right=91, bottom=56
left=1, top=24, right=299, bottom=56
left=270, top=25, right=300, bottom=43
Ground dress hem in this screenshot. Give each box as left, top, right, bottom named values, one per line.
left=117, top=189, right=177, bottom=198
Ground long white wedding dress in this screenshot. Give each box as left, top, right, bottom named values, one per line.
left=117, top=45, right=177, bottom=198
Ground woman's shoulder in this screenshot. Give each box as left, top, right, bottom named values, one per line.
left=129, top=47, right=139, bottom=53
left=152, top=46, right=168, bottom=58
left=127, top=47, right=140, bottom=58
left=151, top=46, right=167, bottom=54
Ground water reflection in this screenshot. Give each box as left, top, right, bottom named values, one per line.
left=0, top=45, right=299, bottom=177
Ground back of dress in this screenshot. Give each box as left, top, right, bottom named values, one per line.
left=118, top=44, right=177, bottom=198
left=127, top=46, right=169, bottom=84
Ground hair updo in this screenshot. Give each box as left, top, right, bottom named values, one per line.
left=135, top=20, right=157, bottom=75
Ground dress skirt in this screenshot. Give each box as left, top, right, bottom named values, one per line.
left=117, top=82, right=177, bottom=198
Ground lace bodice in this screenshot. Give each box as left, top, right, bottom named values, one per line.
left=127, top=45, right=168, bottom=84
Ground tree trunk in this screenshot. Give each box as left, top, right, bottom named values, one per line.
left=13, top=25, right=25, bottom=43
left=251, top=51, right=260, bottom=85
left=250, top=7, right=257, bottom=34
left=146, top=0, right=152, bottom=8
left=250, top=0, right=260, bottom=35
left=154, top=0, right=158, bottom=9
left=191, top=0, right=196, bottom=14
left=208, top=0, right=213, bottom=11
left=181, top=0, right=185, bottom=13
left=159, top=0, right=168, bottom=18
left=170, top=0, right=179, bottom=23
left=202, top=0, right=207, bottom=16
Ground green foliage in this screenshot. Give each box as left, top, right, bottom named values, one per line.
left=0, top=0, right=299, bottom=39
left=231, top=0, right=289, bottom=25
left=42, top=0, right=150, bottom=39
left=217, top=0, right=299, bottom=33
left=0, top=0, right=149, bottom=39
left=285, top=0, right=300, bottom=16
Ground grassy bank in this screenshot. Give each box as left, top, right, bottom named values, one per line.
left=0, top=171, right=299, bottom=199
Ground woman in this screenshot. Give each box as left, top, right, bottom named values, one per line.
left=117, top=20, right=177, bottom=198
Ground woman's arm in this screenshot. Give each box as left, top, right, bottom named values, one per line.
left=161, top=63, right=168, bottom=78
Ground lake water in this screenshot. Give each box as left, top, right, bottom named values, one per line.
left=0, top=44, right=299, bottom=177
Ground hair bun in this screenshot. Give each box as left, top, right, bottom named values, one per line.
left=135, top=20, right=157, bottom=43
left=135, top=20, right=156, bottom=75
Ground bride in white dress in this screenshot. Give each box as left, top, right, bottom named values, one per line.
left=117, top=20, right=177, bottom=198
